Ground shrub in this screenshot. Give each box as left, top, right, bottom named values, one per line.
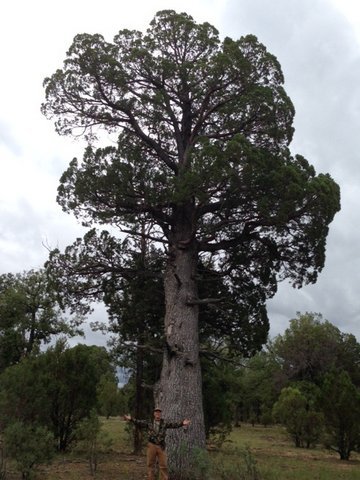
left=73, top=411, right=113, bottom=475
left=210, top=446, right=261, bottom=480
left=4, top=421, right=55, bottom=479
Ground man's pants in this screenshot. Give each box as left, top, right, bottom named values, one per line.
left=146, top=442, right=168, bottom=480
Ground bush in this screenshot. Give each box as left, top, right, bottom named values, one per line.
left=189, top=445, right=261, bottom=480
left=208, top=423, right=232, bottom=449
left=211, top=446, right=261, bottom=480
left=4, top=421, right=55, bottom=479
left=73, top=411, right=113, bottom=475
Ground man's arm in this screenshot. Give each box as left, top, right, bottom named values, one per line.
left=123, top=414, right=148, bottom=428
left=165, top=419, right=191, bottom=429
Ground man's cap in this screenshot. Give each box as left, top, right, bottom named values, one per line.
left=154, top=407, right=162, bottom=412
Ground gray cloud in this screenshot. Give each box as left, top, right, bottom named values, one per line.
left=219, top=0, right=360, bottom=338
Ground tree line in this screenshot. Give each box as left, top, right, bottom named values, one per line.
left=220, top=312, right=360, bottom=460
left=1, top=269, right=360, bottom=479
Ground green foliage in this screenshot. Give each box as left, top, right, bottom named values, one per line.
left=202, top=358, right=240, bottom=439
left=73, top=411, right=113, bottom=475
left=320, top=370, right=360, bottom=460
left=42, top=8, right=340, bottom=358
left=39, top=342, right=115, bottom=451
left=3, top=421, right=55, bottom=480
left=238, top=351, right=283, bottom=425
left=272, top=386, right=323, bottom=448
left=97, top=374, right=125, bottom=418
left=189, top=447, right=211, bottom=480
left=0, top=341, right=115, bottom=452
left=42, top=9, right=340, bottom=474
left=272, top=312, right=360, bottom=386
left=210, top=446, right=261, bottom=480
left=170, top=444, right=259, bottom=480
left=0, top=269, right=83, bottom=373
left=0, top=357, right=50, bottom=430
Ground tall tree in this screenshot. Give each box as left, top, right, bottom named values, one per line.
left=42, top=10, right=340, bottom=472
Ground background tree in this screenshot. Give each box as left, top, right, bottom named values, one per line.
left=104, top=240, right=165, bottom=454
left=43, top=342, right=116, bottom=451
left=3, top=421, right=55, bottom=480
left=73, top=410, right=113, bottom=476
left=239, top=350, right=284, bottom=426
left=0, top=357, right=50, bottom=431
left=0, top=341, right=116, bottom=452
left=201, top=357, right=240, bottom=443
left=97, top=374, right=125, bottom=419
left=49, top=232, right=166, bottom=453
left=272, top=386, right=323, bottom=448
left=0, top=270, right=82, bottom=372
left=42, top=9, right=340, bottom=472
left=321, top=370, right=360, bottom=460
left=271, top=312, right=360, bottom=386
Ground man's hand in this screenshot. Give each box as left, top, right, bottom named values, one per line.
left=123, top=414, right=132, bottom=422
left=182, top=419, right=191, bottom=427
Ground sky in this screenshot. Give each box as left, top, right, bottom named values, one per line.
left=1, top=0, right=360, bottom=346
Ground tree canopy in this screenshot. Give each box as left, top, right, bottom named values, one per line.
left=0, top=270, right=83, bottom=372
left=271, top=312, right=360, bottom=385
left=42, top=10, right=340, bottom=473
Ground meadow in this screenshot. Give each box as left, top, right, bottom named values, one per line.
left=5, top=418, right=360, bottom=480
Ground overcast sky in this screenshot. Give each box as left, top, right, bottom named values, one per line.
left=1, top=0, right=360, bottom=346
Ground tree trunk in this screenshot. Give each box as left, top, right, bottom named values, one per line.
left=156, top=236, right=206, bottom=477
left=133, top=346, right=144, bottom=454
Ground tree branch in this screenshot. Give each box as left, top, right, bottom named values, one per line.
left=186, top=297, right=226, bottom=306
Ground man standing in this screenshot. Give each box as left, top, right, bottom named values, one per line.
left=124, top=407, right=190, bottom=480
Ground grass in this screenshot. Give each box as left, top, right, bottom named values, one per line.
left=225, top=423, right=360, bottom=480
left=4, top=419, right=360, bottom=479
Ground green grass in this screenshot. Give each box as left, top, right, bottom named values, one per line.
left=101, top=418, right=360, bottom=479
left=6, top=419, right=360, bottom=479
left=101, top=419, right=360, bottom=479
left=225, top=424, right=360, bottom=480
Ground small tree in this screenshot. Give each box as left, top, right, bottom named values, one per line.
left=240, top=350, right=284, bottom=425
left=42, top=342, right=116, bottom=451
left=4, top=421, right=54, bottom=480
left=74, top=411, right=112, bottom=476
left=273, top=386, right=323, bottom=448
left=97, top=374, right=124, bottom=418
left=0, top=357, right=50, bottom=430
left=0, top=341, right=116, bottom=452
left=321, top=370, right=360, bottom=460
left=201, top=357, right=238, bottom=444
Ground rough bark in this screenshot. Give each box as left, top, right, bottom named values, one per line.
left=133, top=347, right=144, bottom=454
left=155, top=223, right=206, bottom=475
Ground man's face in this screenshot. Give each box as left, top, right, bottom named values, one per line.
left=154, top=410, right=162, bottom=421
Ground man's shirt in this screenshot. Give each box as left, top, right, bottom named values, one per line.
left=131, top=418, right=183, bottom=448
